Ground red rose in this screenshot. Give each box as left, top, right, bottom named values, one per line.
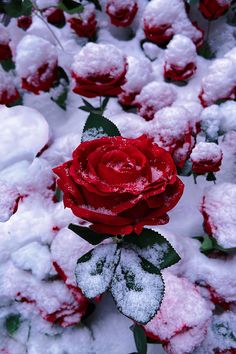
left=199, top=0, right=230, bottom=21
left=68, top=4, right=96, bottom=39
left=190, top=142, right=223, bottom=174
left=71, top=43, right=127, bottom=98
left=44, top=8, right=65, bottom=27
left=164, top=62, right=196, bottom=81
left=0, top=44, right=12, bottom=61
left=143, top=22, right=174, bottom=46
left=53, top=135, right=184, bottom=235
left=0, top=68, right=20, bottom=105
left=106, top=0, right=138, bottom=27
left=21, top=62, right=58, bottom=94
left=0, top=88, right=19, bottom=106
left=17, top=16, right=32, bottom=31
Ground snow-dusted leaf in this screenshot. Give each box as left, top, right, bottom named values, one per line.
left=75, top=243, right=120, bottom=299
left=5, top=314, right=21, bottom=335
left=69, top=223, right=111, bottom=245
left=125, top=229, right=181, bottom=270
left=111, top=247, right=164, bottom=324
left=82, top=113, right=121, bottom=142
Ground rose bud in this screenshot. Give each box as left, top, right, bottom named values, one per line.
left=164, top=35, right=197, bottom=82
left=71, top=43, right=127, bottom=98
left=152, top=106, right=194, bottom=168
left=191, top=142, right=223, bottom=175
left=118, top=56, right=152, bottom=106
left=199, top=57, right=236, bottom=107
left=106, top=0, right=138, bottom=27
left=43, top=7, right=65, bottom=27
left=144, top=272, right=212, bottom=354
left=0, top=24, right=12, bottom=61
left=17, top=16, right=32, bottom=31
left=16, top=35, right=58, bottom=95
left=68, top=4, right=97, bottom=39
left=142, top=0, right=203, bottom=47
left=53, top=135, right=184, bottom=235
left=201, top=182, right=236, bottom=249
left=0, top=68, right=19, bottom=106
left=199, top=0, right=231, bottom=21
left=135, top=82, right=177, bottom=121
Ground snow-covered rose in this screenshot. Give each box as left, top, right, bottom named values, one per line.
left=135, top=82, right=177, bottom=121
left=0, top=68, right=19, bottom=106
left=190, top=142, right=223, bottom=174
left=142, top=0, right=203, bottom=47
left=16, top=35, right=58, bottom=95
left=201, top=183, right=236, bottom=248
left=199, top=0, right=231, bottom=21
left=164, top=35, right=197, bottom=81
left=152, top=106, right=194, bottom=167
left=118, top=56, right=152, bottom=106
left=71, top=43, right=127, bottom=98
left=68, top=4, right=96, bottom=39
left=53, top=135, right=184, bottom=235
left=106, top=0, right=138, bottom=27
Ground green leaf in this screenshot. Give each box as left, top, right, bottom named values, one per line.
left=198, top=41, right=215, bottom=60
left=75, top=243, right=121, bottom=298
left=111, top=247, right=164, bottom=324
left=188, top=0, right=199, bottom=4
left=132, top=324, right=147, bottom=354
left=79, top=97, right=110, bottom=115
left=5, top=314, right=21, bottom=335
left=177, top=159, right=192, bottom=176
left=3, top=0, right=32, bottom=17
left=58, top=0, right=84, bottom=14
left=200, top=235, right=214, bottom=252
left=124, top=228, right=181, bottom=270
left=81, top=112, right=121, bottom=142
left=68, top=223, right=111, bottom=245
left=1, top=58, right=15, bottom=72
left=197, top=235, right=236, bottom=254
left=206, top=172, right=216, bottom=182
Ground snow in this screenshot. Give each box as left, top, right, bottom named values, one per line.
left=71, top=43, right=126, bottom=78
left=220, top=100, right=236, bottom=132
left=200, top=105, right=223, bottom=141
left=0, top=106, right=49, bottom=171
left=0, top=67, right=17, bottom=97
left=191, top=142, right=222, bottom=163
left=165, top=34, right=197, bottom=67
left=202, top=182, right=236, bottom=248
left=0, top=23, right=9, bottom=44
left=16, top=35, right=57, bottom=77
left=121, top=55, right=153, bottom=93
left=35, top=0, right=60, bottom=9
left=0, top=181, right=19, bottom=222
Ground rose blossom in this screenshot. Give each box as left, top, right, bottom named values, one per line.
left=16, top=35, right=58, bottom=95
left=17, top=16, right=32, bottom=31
left=44, top=7, right=65, bottom=27
left=71, top=43, right=127, bottom=98
left=190, top=142, right=223, bottom=174
left=0, top=67, right=20, bottom=106
left=68, top=4, right=96, bottom=39
left=199, top=0, right=231, bottom=21
left=53, top=135, right=184, bottom=235
left=164, top=35, right=197, bottom=82
left=106, top=0, right=138, bottom=27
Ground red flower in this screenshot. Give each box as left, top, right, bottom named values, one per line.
left=199, top=0, right=230, bottom=21
left=53, top=135, right=184, bottom=235
left=17, top=16, right=32, bottom=31
left=143, top=22, right=174, bottom=46
left=164, top=62, right=196, bottom=81
left=190, top=142, right=223, bottom=174
left=44, top=8, right=65, bottom=27
left=21, top=62, right=58, bottom=95
left=0, top=88, right=19, bottom=106
left=68, top=4, right=96, bottom=39
left=106, top=0, right=138, bottom=27
left=71, top=43, right=127, bottom=98
left=0, top=44, right=12, bottom=61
